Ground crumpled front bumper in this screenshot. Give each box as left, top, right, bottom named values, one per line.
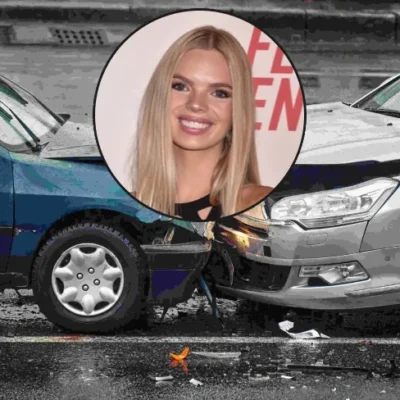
left=213, top=216, right=400, bottom=310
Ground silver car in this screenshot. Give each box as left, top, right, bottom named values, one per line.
left=210, top=74, right=400, bottom=311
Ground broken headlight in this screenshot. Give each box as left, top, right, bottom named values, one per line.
left=234, top=202, right=269, bottom=230
left=300, top=262, right=369, bottom=285
left=271, top=178, right=398, bottom=228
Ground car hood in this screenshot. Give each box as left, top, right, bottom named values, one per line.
left=296, top=102, right=400, bottom=164
left=39, top=120, right=101, bottom=160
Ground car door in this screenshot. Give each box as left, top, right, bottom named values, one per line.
left=0, top=144, right=13, bottom=271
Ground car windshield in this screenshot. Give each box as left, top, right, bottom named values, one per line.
left=353, top=75, right=400, bottom=118
left=0, top=76, right=64, bottom=152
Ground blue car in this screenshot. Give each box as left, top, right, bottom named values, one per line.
left=0, top=75, right=212, bottom=333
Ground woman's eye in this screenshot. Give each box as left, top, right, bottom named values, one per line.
left=214, top=90, right=231, bottom=99
left=172, top=82, right=188, bottom=91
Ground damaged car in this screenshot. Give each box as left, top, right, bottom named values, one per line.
left=208, top=73, right=400, bottom=313
left=0, top=75, right=212, bottom=333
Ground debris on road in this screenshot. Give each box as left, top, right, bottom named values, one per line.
left=249, top=376, right=271, bottom=382
left=279, top=320, right=330, bottom=339
left=360, top=339, right=373, bottom=345
left=170, top=359, right=189, bottom=374
left=149, top=375, right=174, bottom=382
left=287, top=363, right=369, bottom=373
left=156, top=381, right=173, bottom=386
left=359, top=347, right=368, bottom=352
left=281, top=375, right=295, bottom=380
left=189, top=378, right=203, bottom=387
left=191, top=351, right=241, bottom=359
left=170, top=347, right=190, bottom=361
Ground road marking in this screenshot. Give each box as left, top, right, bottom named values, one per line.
left=0, top=336, right=399, bottom=344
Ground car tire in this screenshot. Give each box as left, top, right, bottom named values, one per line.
left=32, top=222, right=147, bottom=333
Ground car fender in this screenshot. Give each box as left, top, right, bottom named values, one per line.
left=361, top=185, right=400, bottom=251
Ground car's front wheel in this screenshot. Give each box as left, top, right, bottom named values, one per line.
left=32, top=222, right=147, bottom=333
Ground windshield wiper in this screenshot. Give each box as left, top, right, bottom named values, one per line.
left=0, top=100, right=41, bottom=142
left=363, top=107, right=400, bottom=118
left=0, top=101, right=43, bottom=151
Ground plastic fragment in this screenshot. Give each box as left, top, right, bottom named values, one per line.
left=332, top=388, right=337, bottom=392
left=360, top=340, right=372, bottom=345
left=279, top=320, right=330, bottom=339
left=170, top=347, right=190, bottom=361
left=156, top=381, right=173, bottom=386
left=190, top=378, right=203, bottom=387
left=249, top=376, right=271, bottom=381
left=170, top=359, right=189, bottom=374
left=281, top=375, right=294, bottom=380
left=191, top=351, right=241, bottom=359
left=359, top=347, right=368, bottom=352
left=149, top=375, right=174, bottom=382
left=381, top=390, right=386, bottom=394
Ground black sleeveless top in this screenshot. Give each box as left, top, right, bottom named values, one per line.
left=175, top=194, right=222, bottom=221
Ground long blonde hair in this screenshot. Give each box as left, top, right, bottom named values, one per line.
left=134, top=25, right=260, bottom=217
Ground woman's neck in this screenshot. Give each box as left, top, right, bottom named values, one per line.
left=174, top=146, right=221, bottom=203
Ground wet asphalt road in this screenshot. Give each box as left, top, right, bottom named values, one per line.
left=1, top=337, right=400, bottom=399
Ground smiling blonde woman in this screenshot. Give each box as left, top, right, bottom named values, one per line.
left=133, top=25, right=272, bottom=221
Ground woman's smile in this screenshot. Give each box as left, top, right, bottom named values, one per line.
left=178, top=115, right=214, bottom=135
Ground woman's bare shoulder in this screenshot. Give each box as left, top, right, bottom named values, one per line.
left=241, top=184, right=273, bottom=209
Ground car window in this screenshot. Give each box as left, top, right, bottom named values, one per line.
left=354, top=76, right=400, bottom=114
left=0, top=77, right=63, bottom=151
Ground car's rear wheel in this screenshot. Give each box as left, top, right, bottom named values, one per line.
left=32, top=222, right=147, bottom=333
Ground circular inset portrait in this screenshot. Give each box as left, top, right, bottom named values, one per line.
left=94, top=9, right=305, bottom=221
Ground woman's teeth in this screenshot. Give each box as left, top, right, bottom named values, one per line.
left=180, top=120, right=210, bottom=129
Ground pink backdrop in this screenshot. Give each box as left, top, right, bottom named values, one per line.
left=95, top=10, right=305, bottom=192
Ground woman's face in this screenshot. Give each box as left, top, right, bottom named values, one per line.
left=170, top=48, right=233, bottom=152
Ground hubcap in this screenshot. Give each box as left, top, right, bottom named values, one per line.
left=51, top=243, right=125, bottom=317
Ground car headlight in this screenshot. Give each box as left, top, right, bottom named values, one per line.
left=271, top=178, right=398, bottom=228
left=234, top=202, right=269, bottom=230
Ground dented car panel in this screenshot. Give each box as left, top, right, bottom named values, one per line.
left=212, top=75, right=400, bottom=311
left=218, top=219, right=368, bottom=260
left=360, top=185, right=400, bottom=252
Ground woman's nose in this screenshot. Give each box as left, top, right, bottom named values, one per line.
left=186, top=91, right=208, bottom=112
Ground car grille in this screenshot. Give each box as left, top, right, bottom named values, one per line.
left=208, top=254, right=290, bottom=292
left=233, top=257, right=290, bottom=292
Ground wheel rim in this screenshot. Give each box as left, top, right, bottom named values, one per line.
left=51, top=243, right=125, bottom=317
